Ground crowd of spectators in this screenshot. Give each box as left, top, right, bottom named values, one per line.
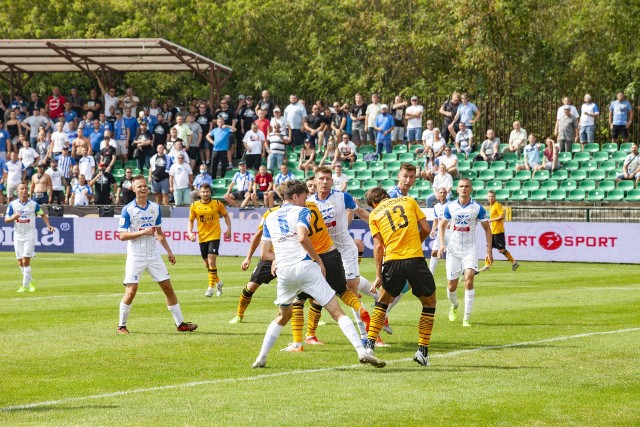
left=0, top=86, right=637, bottom=207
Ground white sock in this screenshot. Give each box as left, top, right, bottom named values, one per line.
left=337, top=315, right=365, bottom=357
left=351, top=307, right=367, bottom=339
left=448, top=290, right=458, bottom=308
left=168, top=303, right=184, bottom=326
left=23, top=266, right=32, bottom=287
left=429, top=256, right=439, bottom=273
left=258, top=321, right=283, bottom=359
left=119, top=302, right=132, bottom=327
left=357, top=276, right=377, bottom=299
left=464, top=289, right=475, bottom=321
left=386, top=293, right=404, bottom=315
left=19, top=266, right=25, bottom=274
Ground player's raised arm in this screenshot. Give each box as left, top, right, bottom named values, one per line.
left=242, top=228, right=263, bottom=270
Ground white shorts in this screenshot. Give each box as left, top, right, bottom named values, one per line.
left=15, top=239, right=35, bottom=259
left=123, top=255, right=170, bottom=284
left=275, top=261, right=335, bottom=306
left=115, top=140, right=127, bottom=157
left=337, top=243, right=360, bottom=281
left=446, top=251, right=478, bottom=281
left=431, top=230, right=450, bottom=251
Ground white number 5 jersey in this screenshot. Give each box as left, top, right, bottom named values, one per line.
left=444, top=199, right=487, bottom=256
left=262, top=204, right=312, bottom=269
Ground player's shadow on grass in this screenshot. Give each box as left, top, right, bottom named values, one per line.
left=3, top=405, right=118, bottom=413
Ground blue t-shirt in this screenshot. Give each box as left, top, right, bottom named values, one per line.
left=0, top=129, right=10, bottom=152
left=457, top=102, right=478, bottom=126
left=609, top=100, right=632, bottom=125
left=375, top=114, right=394, bottom=142
left=90, top=131, right=104, bottom=153
left=123, top=116, right=139, bottom=141
left=63, top=111, right=78, bottom=123
left=523, top=144, right=540, bottom=165
left=209, top=127, right=232, bottom=151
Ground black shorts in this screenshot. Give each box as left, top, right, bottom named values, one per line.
left=51, top=190, right=65, bottom=204
left=612, top=125, right=629, bottom=140
left=249, top=259, right=276, bottom=285
left=199, top=239, right=220, bottom=259
left=320, top=249, right=347, bottom=294
left=187, top=146, right=199, bottom=160
left=382, top=257, right=436, bottom=298
left=230, top=190, right=248, bottom=200
left=492, top=233, right=506, bottom=250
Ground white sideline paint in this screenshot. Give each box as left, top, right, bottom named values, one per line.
left=1, top=327, right=638, bottom=412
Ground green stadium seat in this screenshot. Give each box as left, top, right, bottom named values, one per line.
left=367, top=161, right=384, bottom=171
left=490, top=161, right=507, bottom=171
left=563, top=160, right=579, bottom=171
left=386, top=161, right=402, bottom=171
left=213, top=187, right=227, bottom=198
left=292, top=170, right=305, bottom=179
left=456, top=153, right=467, bottom=161
left=224, top=170, right=237, bottom=179
left=461, top=170, right=477, bottom=179
left=510, top=190, right=528, bottom=201
left=592, top=151, right=609, bottom=162
left=580, top=161, right=598, bottom=172
left=560, top=179, right=577, bottom=191
left=514, top=170, right=531, bottom=180
left=458, top=160, right=471, bottom=171
left=551, top=170, right=568, bottom=180
left=505, top=180, right=520, bottom=191
left=607, top=170, right=619, bottom=179
left=598, top=180, right=615, bottom=192
left=356, top=170, right=373, bottom=180
left=573, top=151, right=590, bottom=162
left=408, top=188, right=420, bottom=198
left=343, top=169, right=355, bottom=178
left=611, top=151, right=627, bottom=163
left=347, top=179, right=361, bottom=190
left=398, top=153, right=415, bottom=162
left=541, top=179, right=559, bottom=191
left=579, top=180, right=596, bottom=191
left=112, top=169, right=125, bottom=179
left=601, top=143, right=618, bottom=153
left=486, top=180, right=503, bottom=190
left=125, top=160, right=137, bottom=169
left=373, top=170, right=390, bottom=180
left=547, top=189, right=566, bottom=201
left=571, top=170, right=587, bottom=180
left=523, top=180, right=540, bottom=191
left=474, top=189, right=489, bottom=200
left=529, top=189, right=547, bottom=201
left=583, top=143, right=599, bottom=153
left=393, top=145, right=408, bottom=153
left=379, top=179, right=395, bottom=189
left=358, top=145, right=374, bottom=154
left=420, top=189, right=433, bottom=198
left=617, top=180, right=634, bottom=192
left=479, top=169, right=495, bottom=180
left=212, top=178, right=226, bottom=188
left=287, top=153, right=298, bottom=162
left=499, top=143, right=509, bottom=152
left=558, top=152, right=572, bottom=162
left=382, top=153, right=398, bottom=162
left=414, top=180, right=431, bottom=190
left=571, top=143, right=582, bottom=153
left=566, top=189, right=586, bottom=201
left=599, top=160, right=616, bottom=172
left=620, top=142, right=633, bottom=153
left=496, top=169, right=514, bottom=180
left=472, top=161, right=489, bottom=171
left=471, top=179, right=486, bottom=190
left=586, top=189, right=605, bottom=201
left=604, top=189, right=624, bottom=202
left=361, top=179, right=378, bottom=191
left=589, top=170, right=605, bottom=181
left=293, top=145, right=303, bottom=153
left=624, top=189, right=640, bottom=202
left=350, top=188, right=365, bottom=199
left=502, top=153, right=518, bottom=163
left=351, top=161, right=367, bottom=171
left=495, top=189, right=509, bottom=201
left=532, top=170, right=550, bottom=180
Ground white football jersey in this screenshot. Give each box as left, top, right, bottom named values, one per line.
left=262, top=204, right=311, bottom=269
left=444, top=199, right=487, bottom=255
left=433, top=200, right=450, bottom=239
left=308, top=190, right=356, bottom=250
left=118, top=200, right=162, bottom=259
left=5, top=199, right=42, bottom=241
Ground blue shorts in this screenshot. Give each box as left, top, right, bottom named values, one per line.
left=579, top=125, right=595, bottom=143
left=151, top=178, right=170, bottom=194
left=407, top=127, right=422, bottom=141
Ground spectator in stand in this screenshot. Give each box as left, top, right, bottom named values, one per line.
left=243, top=122, right=265, bottom=172
left=374, top=104, right=394, bottom=155
left=186, top=114, right=202, bottom=170
left=118, top=87, right=140, bottom=117
left=206, top=116, right=236, bottom=179
left=516, top=135, right=542, bottom=172
left=214, top=97, right=237, bottom=167
left=6, top=110, right=22, bottom=150
left=18, top=137, right=39, bottom=180
left=504, top=121, right=527, bottom=155
left=168, top=140, right=190, bottom=165
left=224, top=160, right=254, bottom=208
left=81, top=111, right=94, bottom=138
left=165, top=127, right=183, bottom=153
left=318, top=140, right=339, bottom=169
left=451, top=93, right=480, bottom=138
left=438, top=146, right=459, bottom=179
left=149, top=144, right=172, bottom=206
left=190, top=164, right=212, bottom=202
left=78, top=146, right=96, bottom=181
left=196, top=102, right=214, bottom=166
left=390, top=95, right=407, bottom=146
left=172, top=114, right=192, bottom=148
left=616, top=143, right=640, bottom=185
left=332, top=163, right=349, bottom=191
left=419, top=119, right=435, bottom=155
left=83, top=88, right=102, bottom=116
left=122, top=107, right=139, bottom=158
left=475, top=129, right=501, bottom=162
left=350, top=93, right=368, bottom=146
left=90, top=162, right=117, bottom=205
left=556, top=96, right=579, bottom=121
left=29, top=163, right=52, bottom=205
left=337, top=134, right=357, bottom=168
left=555, top=106, right=579, bottom=153
left=116, top=167, right=136, bottom=205
left=70, top=174, right=92, bottom=206
left=22, top=108, right=49, bottom=145
left=0, top=155, right=4, bottom=204
left=169, top=153, right=193, bottom=206
left=426, top=163, right=453, bottom=208
left=453, top=121, right=474, bottom=159
left=65, top=164, right=80, bottom=203
left=405, top=96, right=424, bottom=146
left=57, top=146, right=76, bottom=184
left=439, top=91, right=461, bottom=144
left=254, top=108, right=270, bottom=141
left=45, top=158, right=66, bottom=205
left=265, top=123, right=287, bottom=172
left=152, top=112, right=170, bottom=151
left=330, top=104, right=347, bottom=143
left=303, top=104, right=326, bottom=147
left=365, top=93, right=382, bottom=146
left=537, top=138, right=560, bottom=172
left=0, top=120, right=10, bottom=160
left=27, top=92, right=45, bottom=116
left=579, top=94, right=599, bottom=148
left=161, top=101, right=174, bottom=125
left=298, top=139, right=316, bottom=174
left=63, top=104, right=79, bottom=130
left=112, top=110, right=129, bottom=168
left=609, top=91, right=634, bottom=146
left=269, top=107, right=289, bottom=142
left=101, top=86, right=119, bottom=117
left=256, top=89, right=275, bottom=119
left=49, top=122, right=70, bottom=159
left=271, top=163, right=295, bottom=205
left=67, top=87, right=84, bottom=117
left=46, top=87, right=66, bottom=121
left=98, top=130, right=117, bottom=172
left=238, top=95, right=256, bottom=139
left=3, top=151, right=25, bottom=202
left=71, top=126, right=91, bottom=162
left=251, top=164, right=274, bottom=208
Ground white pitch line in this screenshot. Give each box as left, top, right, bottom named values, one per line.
left=1, top=327, right=638, bottom=412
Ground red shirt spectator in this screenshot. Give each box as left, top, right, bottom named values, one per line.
left=254, top=170, right=273, bottom=192
left=47, top=87, right=67, bottom=120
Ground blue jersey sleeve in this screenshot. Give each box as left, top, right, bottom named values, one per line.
left=593, top=104, right=600, bottom=114
left=477, top=204, right=487, bottom=220
left=119, top=205, right=131, bottom=231
left=443, top=205, right=452, bottom=220
left=298, top=207, right=311, bottom=230
left=262, top=222, right=271, bottom=240
left=6, top=203, right=13, bottom=217
left=343, top=192, right=357, bottom=210
left=155, top=205, right=162, bottom=225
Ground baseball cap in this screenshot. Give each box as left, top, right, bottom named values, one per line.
left=380, top=104, right=389, bottom=110
left=62, top=146, right=69, bottom=150
left=411, top=96, right=418, bottom=101
left=238, top=160, right=246, bottom=165
left=237, top=94, right=245, bottom=100
left=245, top=95, right=253, bottom=100
left=335, top=163, right=343, bottom=168
left=273, top=107, right=281, bottom=113
left=37, top=163, right=45, bottom=168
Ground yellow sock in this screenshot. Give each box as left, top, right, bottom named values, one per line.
left=367, top=302, right=388, bottom=347
left=306, top=302, right=322, bottom=338
left=291, top=304, right=304, bottom=344
left=339, top=290, right=362, bottom=311
left=418, top=307, right=435, bottom=347
left=504, top=250, right=515, bottom=263
left=236, top=287, right=254, bottom=318
left=207, top=268, right=219, bottom=287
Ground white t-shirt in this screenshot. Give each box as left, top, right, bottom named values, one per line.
left=78, top=156, right=96, bottom=181
left=104, top=94, right=119, bottom=116
left=438, top=154, right=457, bottom=169
left=557, top=105, right=579, bottom=121
left=332, top=173, right=349, bottom=190
left=432, top=172, right=453, bottom=193
left=406, top=105, right=424, bottom=129
left=270, top=116, right=288, bottom=136
left=4, top=160, right=24, bottom=185
left=169, top=163, right=193, bottom=189
left=50, top=131, right=69, bottom=153
left=579, top=102, right=599, bottom=127
left=72, top=184, right=92, bottom=206
left=100, top=139, right=117, bottom=149
left=455, top=129, right=473, bottom=150
left=338, top=141, right=357, bottom=157
left=243, top=130, right=265, bottom=154
left=46, top=167, right=65, bottom=191
left=366, top=103, right=382, bottom=128
left=422, top=129, right=434, bottom=146
left=19, top=147, right=39, bottom=168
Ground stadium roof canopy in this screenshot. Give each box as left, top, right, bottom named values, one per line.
left=0, top=38, right=232, bottom=103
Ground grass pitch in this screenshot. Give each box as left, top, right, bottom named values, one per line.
left=0, top=253, right=639, bottom=426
